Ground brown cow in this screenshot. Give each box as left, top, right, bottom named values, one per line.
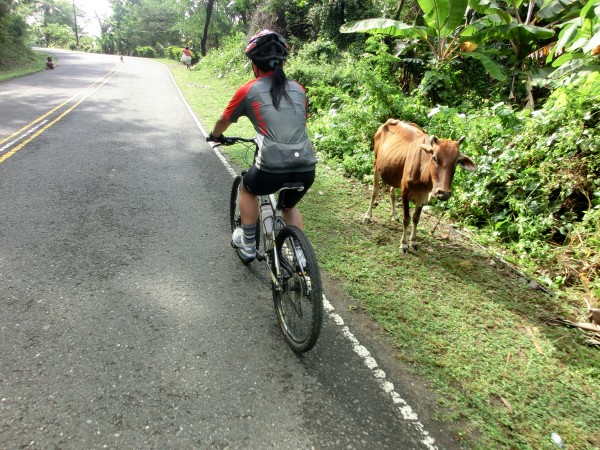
left=363, top=119, right=476, bottom=254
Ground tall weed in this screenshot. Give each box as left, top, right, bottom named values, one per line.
left=198, top=32, right=249, bottom=85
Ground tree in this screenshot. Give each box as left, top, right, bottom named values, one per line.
left=465, top=0, right=559, bottom=107
left=109, top=0, right=180, bottom=55
left=0, top=0, right=29, bottom=47
left=201, top=0, right=215, bottom=55
left=43, top=22, right=75, bottom=47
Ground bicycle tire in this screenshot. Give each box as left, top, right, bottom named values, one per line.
left=229, top=176, right=260, bottom=263
left=230, top=176, right=243, bottom=233
left=273, top=226, right=323, bottom=352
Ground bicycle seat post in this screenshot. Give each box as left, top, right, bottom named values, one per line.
left=276, top=182, right=304, bottom=211
left=260, top=196, right=274, bottom=235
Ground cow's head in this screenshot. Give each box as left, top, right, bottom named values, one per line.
left=419, top=135, right=476, bottom=201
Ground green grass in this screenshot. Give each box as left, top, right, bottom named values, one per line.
left=0, top=46, right=53, bottom=81
left=164, top=58, right=600, bottom=450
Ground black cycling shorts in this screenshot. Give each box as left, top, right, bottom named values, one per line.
left=242, top=166, right=315, bottom=209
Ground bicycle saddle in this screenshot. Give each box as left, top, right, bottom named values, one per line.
left=280, top=182, right=304, bottom=192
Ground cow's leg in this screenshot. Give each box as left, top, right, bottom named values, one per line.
left=410, top=204, right=423, bottom=251
left=389, top=187, right=399, bottom=221
left=400, top=194, right=411, bottom=254
left=363, top=169, right=380, bottom=223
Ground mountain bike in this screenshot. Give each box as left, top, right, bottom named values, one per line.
left=218, top=136, right=323, bottom=353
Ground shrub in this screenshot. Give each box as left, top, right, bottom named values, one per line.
left=165, top=46, right=181, bottom=60
left=135, top=46, right=158, bottom=58
left=440, top=73, right=599, bottom=292
left=200, top=32, right=248, bottom=83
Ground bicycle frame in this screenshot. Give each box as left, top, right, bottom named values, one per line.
left=220, top=136, right=301, bottom=287
left=219, top=135, right=323, bottom=352
left=257, top=190, right=300, bottom=291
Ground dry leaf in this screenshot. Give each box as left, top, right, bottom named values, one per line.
left=526, top=326, right=545, bottom=355
left=500, top=397, right=513, bottom=412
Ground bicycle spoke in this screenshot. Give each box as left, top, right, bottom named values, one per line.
left=273, top=226, right=323, bottom=352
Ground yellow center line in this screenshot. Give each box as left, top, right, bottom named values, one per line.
left=0, top=64, right=120, bottom=165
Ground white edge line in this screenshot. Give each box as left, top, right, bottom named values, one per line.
left=168, top=67, right=438, bottom=450
left=167, top=69, right=237, bottom=178
left=324, top=298, right=438, bottom=450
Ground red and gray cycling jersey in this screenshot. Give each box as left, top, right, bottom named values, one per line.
left=223, top=73, right=317, bottom=173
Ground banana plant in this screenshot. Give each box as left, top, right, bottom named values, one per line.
left=465, top=0, right=557, bottom=106
left=340, top=0, right=509, bottom=81
left=545, top=0, right=600, bottom=79
left=340, top=0, right=566, bottom=104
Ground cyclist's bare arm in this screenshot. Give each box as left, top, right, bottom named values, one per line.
left=209, top=116, right=232, bottom=140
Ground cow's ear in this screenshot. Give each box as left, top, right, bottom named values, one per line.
left=419, top=144, right=434, bottom=154
left=430, top=135, right=438, bottom=145
left=458, top=136, right=465, bottom=145
left=458, top=155, right=476, bottom=171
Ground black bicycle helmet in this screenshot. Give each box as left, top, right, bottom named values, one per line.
left=245, top=29, right=289, bottom=62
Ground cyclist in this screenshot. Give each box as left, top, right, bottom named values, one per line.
left=207, top=30, right=317, bottom=263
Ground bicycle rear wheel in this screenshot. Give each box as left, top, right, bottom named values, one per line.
left=273, top=226, right=323, bottom=352
left=230, top=176, right=243, bottom=233
left=229, top=175, right=259, bottom=263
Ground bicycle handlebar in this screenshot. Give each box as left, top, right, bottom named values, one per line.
left=206, top=134, right=256, bottom=146
left=222, top=136, right=256, bottom=144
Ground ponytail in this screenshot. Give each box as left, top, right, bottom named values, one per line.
left=255, top=59, right=292, bottom=110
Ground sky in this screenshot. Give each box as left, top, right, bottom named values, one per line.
left=75, top=0, right=113, bottom=37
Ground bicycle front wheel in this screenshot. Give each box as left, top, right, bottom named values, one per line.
left=273, top=226, right=323, bottom=352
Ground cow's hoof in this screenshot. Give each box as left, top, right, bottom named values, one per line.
left=400, top=244, right=409, bottom=255
left=363, top=216, right=372, bottom=224
left=410, top=242, right=419, bottom=252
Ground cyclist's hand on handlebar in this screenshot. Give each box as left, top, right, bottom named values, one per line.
left=207, top=133, right=233, bottom=145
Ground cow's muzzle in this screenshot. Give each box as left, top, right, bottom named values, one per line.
left=433, top=190, right=451, bottom=201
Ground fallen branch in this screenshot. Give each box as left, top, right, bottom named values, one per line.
left=548, top=318, right=600, bottom=348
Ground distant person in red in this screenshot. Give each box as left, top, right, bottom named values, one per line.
left=181, top=46, right=192, bottom=69
left=46, top=56, right=54, bottom=70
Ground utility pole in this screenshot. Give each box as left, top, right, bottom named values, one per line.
left=72, top=0, right=79, bottom=46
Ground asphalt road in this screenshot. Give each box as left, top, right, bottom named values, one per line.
left=0, top=49, right=460, bottom=449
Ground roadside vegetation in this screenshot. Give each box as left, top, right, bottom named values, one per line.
left=2, top=0, right=599, bottom=447
left=0, top=45, right=50, bottom=81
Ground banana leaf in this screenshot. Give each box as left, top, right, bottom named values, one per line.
left=583, top=29, right=600, bottom=53
left=538, top=0, right=582, bottom=20
left=474, top=23, right=555, bottom=43
left=468, top=0, right=513, bottom=22
left=462, top=51, right=508, bottom=80
left=339, top=18, right=423, bottom=38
